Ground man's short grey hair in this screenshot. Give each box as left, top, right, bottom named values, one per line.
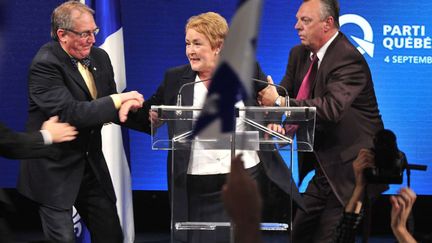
left=50, top=1, right=94, bottom=40
left=319, top=0, right=340, bottom=29
left=304, top=0, right=340, bottom=29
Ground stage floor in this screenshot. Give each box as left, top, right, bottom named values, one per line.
left=11, top=230, right=399, bottom=243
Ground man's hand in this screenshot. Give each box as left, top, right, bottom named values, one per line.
left=257, top=75, right=279, bottom=106
left=119, top=91, right=144, bottom=105
left=41, top=116, right=78, bottom=143
left=119, top=99, right=142, bottom=122
left=264, top=123, right=286, bottom=140
left=117, top=91, right=145, bottom=122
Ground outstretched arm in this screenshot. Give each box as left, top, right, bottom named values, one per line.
left=222, top=154, right=262, bottom=243
left=0, top=116, right=77, bottom=159
left=333, top=149, right=374, bottom=243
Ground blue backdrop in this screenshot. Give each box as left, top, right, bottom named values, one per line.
left=1, top=0, right=431, bottom=195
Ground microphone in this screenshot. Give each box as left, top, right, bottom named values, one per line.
left=176, top=78, right=211, bottom=115
left=252, top=78, right=289, bottom=107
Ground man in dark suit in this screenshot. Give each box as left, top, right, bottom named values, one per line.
left=17, top=2, right=149, bottom=243
left=258, top=0, right=385, bottom=242
left=1, top=116, right=77, bottom=243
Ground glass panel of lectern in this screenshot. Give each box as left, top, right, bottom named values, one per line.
left=150, top=105, right=316, bottom=243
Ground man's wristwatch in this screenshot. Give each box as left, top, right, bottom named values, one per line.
left=274, top=96, right=282, bottom=106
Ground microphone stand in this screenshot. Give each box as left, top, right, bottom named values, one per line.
left=176, top=79, right=210, bottom=115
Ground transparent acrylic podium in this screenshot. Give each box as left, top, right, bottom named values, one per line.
left=151, top=105, right=316, bottom=243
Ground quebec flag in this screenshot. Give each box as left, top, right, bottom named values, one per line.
left=192, top=0, right=263, bottom=137
left=75, top=1, right=134, bottom=243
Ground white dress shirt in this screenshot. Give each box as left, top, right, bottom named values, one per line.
left=187, top=75, right=260, bottom=175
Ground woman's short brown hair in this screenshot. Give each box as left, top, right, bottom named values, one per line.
left=185, top=12, right=228, bottom=50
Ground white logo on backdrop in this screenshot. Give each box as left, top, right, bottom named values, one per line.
left=340, top=14, right=375, bottom=57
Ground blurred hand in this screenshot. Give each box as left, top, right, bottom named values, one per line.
left=119, top=91, right=144, bottom=105
left=353, top=148, right=375, bottom=188
left=264, top=123, right=285, bottom=140
left=390, top=187, right=417, bottom=242
left=222, top=154, right=261, bottom=224
left=344, top=148, right=375, bottom=213
left=257, top=75, right=279, bottom=106
left=119, top=99, right=142, bottom=122
left=149, top=110, right=164, bottom=128
left=41, top=116, right=78, bottom=143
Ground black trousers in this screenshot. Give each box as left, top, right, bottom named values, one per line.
left=186, top=163, right=264, bottom=243
left=0, top=189, right=13, bottom=243
left=291, top=173, right=344, bottom=243
left=38, top=163, right=123, bottom=243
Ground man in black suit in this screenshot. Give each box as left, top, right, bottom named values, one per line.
left=258, top=0, right=385, bottom=242
left=18, top=2, right=149, bottom=242
left=1, top=116, right=77, bottom=243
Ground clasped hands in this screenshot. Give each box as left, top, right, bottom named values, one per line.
left=118, top=91, right=145, bottom=122
left=257, top=75, right=279, bottom=107
left=257, top=76, right=290, bottom=138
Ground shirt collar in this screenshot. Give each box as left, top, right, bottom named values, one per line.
left=312, top=31, right=339, bottom=67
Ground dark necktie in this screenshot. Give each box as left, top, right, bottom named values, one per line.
left=296, top=54, right=318, bottom=100
left=70, top=56, right=91, bottom=69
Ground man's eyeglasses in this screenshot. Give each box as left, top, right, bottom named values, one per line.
left=63, top=28, right=100, bottom=39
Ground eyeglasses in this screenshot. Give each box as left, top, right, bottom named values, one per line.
left=63, top=28, right=100, bottom=39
